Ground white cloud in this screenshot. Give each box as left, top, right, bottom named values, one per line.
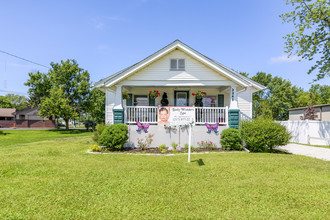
left=269, top=54, right=300, bottom=63
left=91, top=16, right=126, bottom=30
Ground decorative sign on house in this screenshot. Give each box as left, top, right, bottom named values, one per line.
left=158, top=106, right=195, bottom=125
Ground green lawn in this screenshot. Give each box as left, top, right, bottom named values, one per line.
left=0, top=131, right=329, bottom=219
left=0, top=129, right=91, bottom=147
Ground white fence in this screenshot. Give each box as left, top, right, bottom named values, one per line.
left=280, top=120, right=330, bottom=146
left=125, top=106, right=228, bottom=125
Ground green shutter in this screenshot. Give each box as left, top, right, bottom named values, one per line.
left=149, top=95, right=155, bottom=106
left=218, top=94, right=224, bottom=107
left=126, top=94, right=133, bottom=106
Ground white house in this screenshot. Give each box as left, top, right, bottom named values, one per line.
left=95, top=40, right=265, bottom=148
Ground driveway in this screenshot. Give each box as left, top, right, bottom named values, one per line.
left=278, top=143, right=330, bottom=161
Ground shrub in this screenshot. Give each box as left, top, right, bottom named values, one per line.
left=92, top=123, right=107, bottom=143
left=90, top=144, right=102, bottom=152
left=98, top=124, right=128, bottom=150
left=220, top=128, right=242, bottom=150
left=158, top=144, right=167, bottom=152
left=197, top=140, right=216, bottom=150
left=137, top=134, right=154, bottom=150
left=171, top=142, right=178, bottom=149
left=239, top=119, right=291, bottom=152
left=0, top=130, right=3, bottom=135
left=184, top=143, right=195, bottom=152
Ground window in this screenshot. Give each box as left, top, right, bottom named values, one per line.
left=170, top=59, right=185, bottom=71
left=134, top=95, right=148, bottom=106
left=203, top=96, right=216, bottom=107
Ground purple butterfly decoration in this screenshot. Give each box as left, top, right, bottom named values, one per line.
left=205, top=123, right=219, bottom=133
left=137, top=121, right=150, bottom=133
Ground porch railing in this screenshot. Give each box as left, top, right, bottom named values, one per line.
left=195, top=107, right=228, bottom=125
left=125, top=106, right=158, bottom=124
left=125, top=106, right=228, bottom=125
left=239, top=111, right=252, bottom=121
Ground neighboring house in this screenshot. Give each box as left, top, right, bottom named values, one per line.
left=289, top=104, right=330, bottom=121
left=0, top=108, right=15, bottom=128
left=95, top=40, right=265, bottom=147
left=13, top=107, right=56, bottom=128
left=14, top=107, right=49, bottom=120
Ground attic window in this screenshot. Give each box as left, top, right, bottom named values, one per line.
left=170, top=59, right=185, bottom=71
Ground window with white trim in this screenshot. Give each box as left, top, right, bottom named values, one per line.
left=170, top=59, right=185, bottom=71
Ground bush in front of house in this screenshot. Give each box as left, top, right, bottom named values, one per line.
left=98, top=123, right=128, bottom=150
left=239, top=119, right=291, bottom=153
left=90, top=144, right=102, bottom=152
left=220, top=128, right=242, bottom=150
left=92, top=123, right=107, bottom=143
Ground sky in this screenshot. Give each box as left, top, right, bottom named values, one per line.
left=0, top=0, right=329, bottom=96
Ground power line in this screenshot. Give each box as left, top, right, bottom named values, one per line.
left=0, top=49, right=50, bottom=69
left=0, top=89, right=28, bottom=96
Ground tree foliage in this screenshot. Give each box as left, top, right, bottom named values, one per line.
left=280, top=0, right=330, bottom=80
left=242, top=71, right=329, bottom=120
left=0, top=96, right=13, bottom=108
left=25, top=59, right=91, bottom=129
left=251, top=72, right=302, bottom=120
left=0, top=94, right=28, bottom=110
left=87, top=88, right=105, bottom=124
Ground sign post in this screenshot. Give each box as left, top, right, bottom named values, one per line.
left=188, top=123, right=192, bottom=163
left=157, top=106, right=195, bottom=162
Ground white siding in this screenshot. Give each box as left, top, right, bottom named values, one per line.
left=126, top=50, right=229, bottom=82
left=105, top=89, right=115, bottom=125
left=237, top=87, right=252, bottom=118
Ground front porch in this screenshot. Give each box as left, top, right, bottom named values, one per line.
left=109, top=85, right=242, bottom=127
left=125, top=106, right=229, bottom=125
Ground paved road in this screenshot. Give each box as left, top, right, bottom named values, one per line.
left=278, top=143, right=330, bottom=161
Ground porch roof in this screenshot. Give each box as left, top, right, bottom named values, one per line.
left=94, top=40, right=266, bottom=91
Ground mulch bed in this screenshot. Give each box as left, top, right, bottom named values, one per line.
left=120, top=147, right=231, bottom=154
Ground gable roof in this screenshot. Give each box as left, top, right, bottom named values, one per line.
left=0, top=108, right=16, bottom=117
left=14, top=107, right=39, bottom=116
left=95, top=40, right=266, bottom=91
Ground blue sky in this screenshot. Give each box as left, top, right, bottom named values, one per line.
left=0, top=0, right=328, bottom=96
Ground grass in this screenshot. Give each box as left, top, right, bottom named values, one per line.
left=0, top=129, right=91, bottom=147
left=290, top=142, right=330, bottom=149
left=0, top=131, right=329, bottom=219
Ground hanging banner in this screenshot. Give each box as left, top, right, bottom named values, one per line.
left=158, top=107, right=195, bottom=125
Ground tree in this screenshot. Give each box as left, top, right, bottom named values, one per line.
left=25, top=71, right=51, bottom=107
left=86, top=88, right=105, bottom=124
left=25, top=59, right=91, bottom=129
left=4, top=94, right=28, bottom=111
left=280, top=0, right=330, bottom=81
left=251, top=72, right=301, bottom=120
left=0, top=96, right=13, bottom=108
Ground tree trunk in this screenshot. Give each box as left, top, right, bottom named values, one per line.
left=65, top=118, right=69, bottom=130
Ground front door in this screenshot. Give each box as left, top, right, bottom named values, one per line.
left=174, top=91, right=189, bottom=106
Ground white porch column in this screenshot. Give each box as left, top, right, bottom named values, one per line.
left=229, top=86, right=238, bottom=109
left=113, top=85, right=123, bottom=109
left=105, top=88, right=116, bottom=125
